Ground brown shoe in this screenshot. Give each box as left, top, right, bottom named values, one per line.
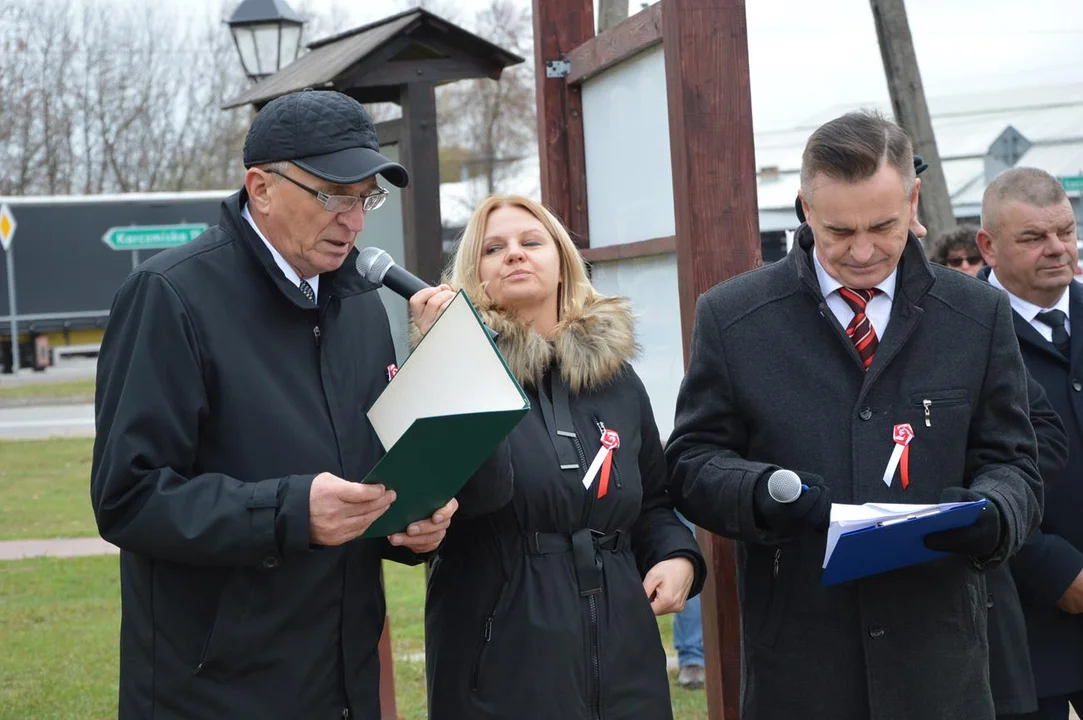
left=677, top=665, right=705, bottom=690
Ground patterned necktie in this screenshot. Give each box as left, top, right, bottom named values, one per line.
left=1036, top=309, right=1070, bottom=357
left=299, top=279, right=316, bottom=304
left=838, top=287, right=881, bottom=370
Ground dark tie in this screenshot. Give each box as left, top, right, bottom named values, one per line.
left=838, top=287, right=881, bottom=370
left=1036, top=309, right=1070, bottom=357
left=299, top=279, right=315, bottom=304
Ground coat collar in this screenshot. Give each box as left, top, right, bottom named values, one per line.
left=219, top=189, right=379, bottom=309
left=978, top=266, right=1081, bottom=366
left=790, top=223, right=933, bottom=382
left=790, top=223, right=934, bottom=307
left=411, top=295, right=639, bottom=395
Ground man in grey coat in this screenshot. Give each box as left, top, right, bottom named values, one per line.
left=666, top=111, right=1043, bottom=720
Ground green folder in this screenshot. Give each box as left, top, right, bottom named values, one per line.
left=360, top=290, right=529, bottom=538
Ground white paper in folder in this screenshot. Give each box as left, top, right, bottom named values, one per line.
left=366, top=290, right=527, bottom=450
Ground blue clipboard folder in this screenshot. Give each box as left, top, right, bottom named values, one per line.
left=821, top=499, right=988, bottom=586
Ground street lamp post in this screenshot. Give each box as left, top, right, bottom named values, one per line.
left=226, top=0, right=306, bottom=82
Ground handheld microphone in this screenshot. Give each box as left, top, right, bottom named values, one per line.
left=356, top=247, right=429, bottom=300
left=767, top=469, right=809, bottom=504
left=355, top=246, right=498, bottom=340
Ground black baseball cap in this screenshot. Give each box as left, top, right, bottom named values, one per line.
left=243, top=89, right=409, bottom=188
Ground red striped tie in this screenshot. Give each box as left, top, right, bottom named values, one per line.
left=838, top=287, right=880, bottom=370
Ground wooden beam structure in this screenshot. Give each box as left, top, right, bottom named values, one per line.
left=580, top=235, right=675, bottom=263
left=532, top=1, right=760, bottom=716
left=566, top=2, right=662, bottom=85
left=532, top=0, right=593, bottom=247
left=398, top=82, right=443, bottom=285
left=663, top=1, right=760, bottom=718
left=378, top=615, right=399, bottom=719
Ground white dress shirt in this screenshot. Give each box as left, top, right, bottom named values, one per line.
left=242, top=203, right=319, bottom=299
left=989, top=269, right=1070, bottom=342
left=813, top=249, right=897, bottom=338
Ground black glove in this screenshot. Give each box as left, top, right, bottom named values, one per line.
left=752, top=470, right=830, bottom=536
left=923, top=487, right=1002, bottom=560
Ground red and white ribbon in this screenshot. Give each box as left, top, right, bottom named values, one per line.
left=882, top=423, right=914, bottom=489
left=582, top=429, right=620, bottom=498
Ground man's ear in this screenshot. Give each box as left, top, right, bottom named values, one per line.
left=976, top=228, right=997, bottom=268
left=245, top=168, right=274, bottom=215
left=799, top=190, right=811, bottom=224
left=909, top=177, right=921, bottom=217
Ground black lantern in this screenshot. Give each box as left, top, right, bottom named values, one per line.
left=226, top=0, right=305, bottom=81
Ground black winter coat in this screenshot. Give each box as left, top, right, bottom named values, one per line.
left=424, top=297, right=706, bottom=720
left=985, top=371, right=1066, bottom=715
left=994, top=273, right=1083, bottom=700
left=667, top=229, right=1042, bottom=720
left=91, top=190, right=512, bottom=719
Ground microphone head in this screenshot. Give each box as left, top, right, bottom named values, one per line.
left=767, top=469, right=803, bottom=504
left=356, top=247, right=394, bottom=284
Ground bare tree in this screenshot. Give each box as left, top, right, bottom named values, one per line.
left=0, top=0, right=533, bottom=198
left=438, top=0, right=536, bottom=200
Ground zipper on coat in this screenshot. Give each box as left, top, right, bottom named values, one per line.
left=572, top=434, right=598, bottom=527
left=313, top=325, right=321, bottom=347
left=593, top=417, right=622, bottom=490
left=589, top=594, right=602, bottom=720
left=570, top=427, right=604, bottom=719
left=470, top=611, right=496, bottom=691
left=773, top=548, right=781, bottom=578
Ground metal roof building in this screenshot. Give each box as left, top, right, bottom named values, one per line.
left=753, top=82, right=1083, bottom=232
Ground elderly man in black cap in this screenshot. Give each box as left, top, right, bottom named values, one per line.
left=91, top=89, right=513, bottom=719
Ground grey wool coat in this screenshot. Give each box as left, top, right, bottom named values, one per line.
left=666, top=227, right=1043, bottom=720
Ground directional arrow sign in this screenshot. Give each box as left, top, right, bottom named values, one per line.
left=101, top=224, right=207, bottom=251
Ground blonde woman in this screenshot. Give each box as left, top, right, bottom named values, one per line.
left=410, top=196, right=706, bottom=719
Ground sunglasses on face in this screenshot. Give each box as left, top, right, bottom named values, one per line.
left=946, top=255, right=983, bottom=267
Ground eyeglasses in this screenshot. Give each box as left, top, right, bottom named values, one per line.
left=267, top=167, right=388, bottom=213
left=946, top=255, right=983, bottom=268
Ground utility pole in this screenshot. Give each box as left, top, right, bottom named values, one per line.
left=598, top=0, right=628, bottom=31
left=869, top=0, right=955, bottom=249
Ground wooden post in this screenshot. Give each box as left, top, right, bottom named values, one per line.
left=598, top=0, right=629, bottom=31
left=869, top=0, right=955, bottom=249
left=532, top=0, right=593, bottom=246
left=663, top=0, right=760, bottom=718
left=378, top=614, right=400, bottom=720
left=399, top=82, right=444, bottom=283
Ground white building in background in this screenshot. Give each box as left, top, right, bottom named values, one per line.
left=437, top=82, right=1083, bottom=264
left=754, top=82, right=1083, bottom=260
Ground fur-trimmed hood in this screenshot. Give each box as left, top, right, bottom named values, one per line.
left=412, top=295, right=638, bottom=394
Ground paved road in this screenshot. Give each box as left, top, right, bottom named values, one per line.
left=0, top=403, right=95, bottom=439
left=0, top=357, right=97, bottom=387
left=0, top=537, right=117, bottom=561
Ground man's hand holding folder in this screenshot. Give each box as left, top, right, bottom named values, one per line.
left=821, top=493, right=994, bottom=585
left=922, top=486, right=1002, bottom=561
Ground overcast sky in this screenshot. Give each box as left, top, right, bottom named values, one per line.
left=199, top=0, right=1082, bottom=131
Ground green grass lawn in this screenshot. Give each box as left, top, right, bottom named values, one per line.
left=0, top=378, right=96, bottom=401
left=0, top=437, right=707, bottom=717
left=0, top=438, right=97, bottom=540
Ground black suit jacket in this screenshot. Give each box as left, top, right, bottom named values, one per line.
left=987, top=371, right=1067, bottom=714
left=982, top=269, right=1083, bottom=700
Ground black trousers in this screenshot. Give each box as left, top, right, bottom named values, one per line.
left=1001, top=692, right=1083, bottom=720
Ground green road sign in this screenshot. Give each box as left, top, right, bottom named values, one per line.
left=101, top=224, right=207, bottom=250
left=1059, top=175, right=1083, bottom=193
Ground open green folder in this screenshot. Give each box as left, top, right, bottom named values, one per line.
left=360, top=290, right=529, bottom=538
